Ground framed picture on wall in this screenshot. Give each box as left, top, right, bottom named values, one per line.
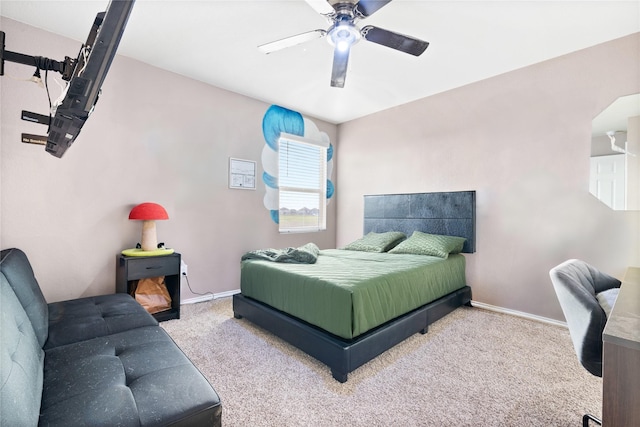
left=229, top=158, right=256, bottom=190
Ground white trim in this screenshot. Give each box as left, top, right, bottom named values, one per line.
left=181, top=294, right=213, bottom=305
left=471, top=300, right=567, bottom=328
left=181, top=289, right=240, bottom=305
left=215, top=289, right=241, bottom=299
left=280, top=132, right=329, bottom=148
left=181, top=293, right=568, bottom=329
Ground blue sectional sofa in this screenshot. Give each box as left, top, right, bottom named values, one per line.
left=0, top=248, right=222, bottom=426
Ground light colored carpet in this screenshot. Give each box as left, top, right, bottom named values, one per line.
left=161, top=297, right=602, bottom=427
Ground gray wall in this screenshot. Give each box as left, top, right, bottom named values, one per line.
left=2, top=16, right=638, bottom=322
left=0, top=17, right=338, bottom=303
left=336, top=33, right=640, bottom=321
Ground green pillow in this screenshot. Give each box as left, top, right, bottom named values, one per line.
left=388, top=231, right=466, bottom=258
left=342, top=232, right=406, bottom=253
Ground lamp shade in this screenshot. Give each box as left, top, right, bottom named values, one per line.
left=129, top=203, right=169, bottom=220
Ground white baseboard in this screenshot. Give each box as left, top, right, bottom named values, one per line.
left=471, top=300, right=567, bottom=328
left=181, top=292, right=566, bottom=328
left=181, top=289, right=240, bottom=305
left=215, top=289, right=241, bottom=299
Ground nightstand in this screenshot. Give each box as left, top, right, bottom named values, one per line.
left=116, top=252, right=181, bottom=321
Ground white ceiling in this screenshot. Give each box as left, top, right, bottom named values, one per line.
left=1, top=0, right=639, bottom=124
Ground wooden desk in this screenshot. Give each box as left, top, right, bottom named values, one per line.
left=602, top=266, right=640, bottom=426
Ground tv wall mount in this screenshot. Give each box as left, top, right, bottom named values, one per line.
left=0, top=0, right=134, bottom=158
left=0, top=12, right=104, bottom=144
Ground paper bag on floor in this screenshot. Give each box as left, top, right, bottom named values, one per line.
left=131, top=276, right=172, bottom=314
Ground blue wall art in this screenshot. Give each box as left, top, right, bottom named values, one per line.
left=261, top=105, right=335, bottom=224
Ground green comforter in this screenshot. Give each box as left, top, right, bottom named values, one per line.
left=240, top=249, right=466, bottom=339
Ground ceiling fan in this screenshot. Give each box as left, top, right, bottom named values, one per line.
left=258, top=0, right=429, bottom=88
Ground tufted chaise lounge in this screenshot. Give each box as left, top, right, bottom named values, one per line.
left=0, top=248, right=222, bottom=426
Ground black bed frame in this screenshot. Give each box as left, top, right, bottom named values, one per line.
left=233, top=190, right=476, bottom=382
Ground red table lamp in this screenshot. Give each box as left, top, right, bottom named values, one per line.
left=128, top=202, right=169, bottom=251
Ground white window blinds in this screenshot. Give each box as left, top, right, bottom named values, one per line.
left=278, top=133, right=328, bottom=233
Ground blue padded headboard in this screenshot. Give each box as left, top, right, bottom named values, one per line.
left=363, top=191, right=476, bottom=253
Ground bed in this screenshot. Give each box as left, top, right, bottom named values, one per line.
left=233, top=190, right=476, bottom=382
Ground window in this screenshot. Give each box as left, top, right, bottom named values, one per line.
left=278, top=133, right=328, bottom=233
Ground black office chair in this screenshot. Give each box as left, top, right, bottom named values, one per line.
left=550, top=259, right=621, bottom=427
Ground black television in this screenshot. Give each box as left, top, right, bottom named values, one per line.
left=0, top=0, right=135, bottom=158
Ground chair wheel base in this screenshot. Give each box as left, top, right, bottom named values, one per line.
left=583, top=414, right=601, bottom=427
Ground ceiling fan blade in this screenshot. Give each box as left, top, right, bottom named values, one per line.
left=305, top=0, right=335, bottom=16
left=355, top=0, right=392, bottom=17
left=258, top=29, right=327, bottom=54
left=330, top=47, right=350, bottom=88
left=361, top=25, right=429, bottom=56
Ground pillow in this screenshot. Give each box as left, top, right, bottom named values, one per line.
left=388, top=231, right=466, bottom=258
left=341, top=232, right=406, bottom=253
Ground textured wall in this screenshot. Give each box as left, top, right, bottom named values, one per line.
left=336, top=33, right=640, bottom=321
left=0, top=18, right=338, bottom=303
left=2, top=16, right=638, bottom=321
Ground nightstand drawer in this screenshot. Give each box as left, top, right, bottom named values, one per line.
left=116, top=252, right=181, bottom=321
left=126, top=256, right=180, bottom=280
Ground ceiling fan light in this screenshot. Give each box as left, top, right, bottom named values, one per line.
left=336, top=39, right=350, bottom=52
left=328, top=22, right=360, bottom=51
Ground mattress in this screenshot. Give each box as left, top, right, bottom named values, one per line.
left=240, top=249, right=466, bottom=339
